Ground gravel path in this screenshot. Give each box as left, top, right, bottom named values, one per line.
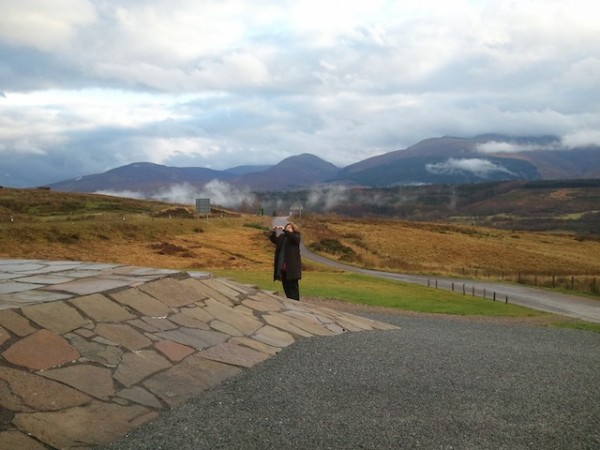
left=101, top=313, right=600, bottom=450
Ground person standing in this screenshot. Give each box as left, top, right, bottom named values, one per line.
left=270, top=222, right=302, bottom=300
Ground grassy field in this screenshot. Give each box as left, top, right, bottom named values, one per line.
left=1, top=187, right=599, bottom=331
left=300, top=214, right=600, bottom=294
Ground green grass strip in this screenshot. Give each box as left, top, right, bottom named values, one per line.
left=212, top=269, right=543, bottom=317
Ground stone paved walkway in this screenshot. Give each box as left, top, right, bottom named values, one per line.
left=0, top=260, right=397, bottom=449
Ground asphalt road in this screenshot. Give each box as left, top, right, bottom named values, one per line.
left=101, top=314, right=600, bottom=450
left=270, top=217, right=600, bottom=323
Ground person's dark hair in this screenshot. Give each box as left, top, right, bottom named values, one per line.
left=286, top=222, right=300, bottom=232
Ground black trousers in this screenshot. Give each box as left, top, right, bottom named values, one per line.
left=281, top=272, right=300, bottom=300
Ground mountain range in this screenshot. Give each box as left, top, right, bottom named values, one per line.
left=48, top=135, right=600, bottom=195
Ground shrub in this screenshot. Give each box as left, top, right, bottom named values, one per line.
left=309, top=238, right=356, bottom=257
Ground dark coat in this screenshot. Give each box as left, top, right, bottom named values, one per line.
left=270, top=230, right=302, bottom=281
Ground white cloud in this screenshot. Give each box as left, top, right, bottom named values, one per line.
left=0, top=0, right=599, bottom=185
left=307, top=185, right=350, bottom=210
left=475, top=141, right=562, bottom=154
left=561, top=130, right=600, bottom=149
left=194, top=180, right=256, bottom=208
left=426, top=158, right=516, bottom=178
left=0, top=0, right=96, bottom=51
left=97, top=181, right=256, bottom=208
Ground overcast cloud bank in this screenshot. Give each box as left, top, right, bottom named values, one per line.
left=1, top=0, right=599, bottom=187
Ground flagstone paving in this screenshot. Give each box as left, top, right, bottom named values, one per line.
left=0, top=259, right=398, bottom=449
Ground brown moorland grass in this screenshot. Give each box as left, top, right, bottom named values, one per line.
left=300, top=215, right=600, bottom=294
left=0, top=214, right=274, bottom=271
left=2, top=188, right=599, bottom=296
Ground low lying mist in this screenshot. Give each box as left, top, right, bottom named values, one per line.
left=96, top=180, right=257, bottom=209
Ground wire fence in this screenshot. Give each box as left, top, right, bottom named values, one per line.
left=451, top=268, right=600, bottom=297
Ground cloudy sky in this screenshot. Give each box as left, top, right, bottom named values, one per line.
left=1, top=0, right=599, bottom=187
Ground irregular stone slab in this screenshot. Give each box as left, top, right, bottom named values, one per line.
left=13, top=401, right=156, bottom=449
left=253, top=291, right=287, bottom=304
left=21, top=301, right=89, bottom=335
left=283, top=309, right=328, bottom=325
left=0, top=367, right=91, bottom=411
left=154, top=340, right=195, bottom=362
left=39, top=365, right=115, bottom=401
left=1, top=290, right=73, bottom=304
left=0, top=282, right=43, bottom=294
left=0, top=430, right=48, bottom=450
left=186, top=280, right=235, bottom=306
left=204, top=299, right=263, bottom=335
left=61, top=270, right=102, bottom=279
left=248, top=292, right=286, bottom=308
left=109, top=288, right=171, bottom=317
left=185, top=271, right=211, bottom=279
left=228, top=336, right=281, bottom=355
left=139, top=316, right=179, bottom=331
left=0, top=326, right=10, bottom=346
left=169, top=312, right=211, bottom=329
left=75, top=327, right=95, bottom=337
left=179, top=305, right=214, bottom=323
left=13, top=274, right=75, bottom=285
left=253, top=325, right=295, bottom=348
left=369, top=319, right=400, bottom=331
left=156, top=328, right=229, bottom=351
left=111, top=266, right=178, bottom=277
left=117, top=386, right=164, bottom=409
left=144, top=355, right=241, bottom=408
left=0, top=262, right=46, bottom=272
left=95, top=323, right=151, bottom=351
left=126, top=319, right=160, bottom=333
left=326, top=323, right=347, bottom=334
left=69, top=293, right=136, bottom=322
left=242, top=298, right=282, bottom=312
left=330, top=317, right=366, bottom=332
left=233, top=305, right=255, bottom=316
left=81, top=263, right=122, bottom=270
left=210, top=319, right=244, bottom=337
left=138, top=278, right=206, bottom=307
left=114, top=350, right=172, bottom=388
left=198, top=343, right=271, bottom=368
left=66, top=334, right=123, bottom=367
left=210, top=277, right=254, bottom=295
left=335, top=314, right=376, bottom=331
left=0, top=310, right=36, bottom=337
left=42, top=277, right=136, bottom=296
left=275, top=311, right=338, bottom=336
left=2, top=329, right=80, bottom=371
left=201, top=278, right=242, bottom=300
left=262, top=313, right=314, bottom=337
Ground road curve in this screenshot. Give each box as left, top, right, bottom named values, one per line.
left=273, top=217, right=600, bottom=323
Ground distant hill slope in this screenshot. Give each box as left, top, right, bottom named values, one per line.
left=224, top=165, right=272, bottom=176
left=49, top=155, right=339, bottom=195
left=233, top=154, right=340, bottom=191
left=334, top=135, right=600, bottom=186
left=49, top=162, right=236, bottom=193
left=47, top=135, right=600, bottom=195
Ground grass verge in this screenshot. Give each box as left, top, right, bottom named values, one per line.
left=212, top=269, right=544, bottom=317
left=213, top=268, right=600, bottom=332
